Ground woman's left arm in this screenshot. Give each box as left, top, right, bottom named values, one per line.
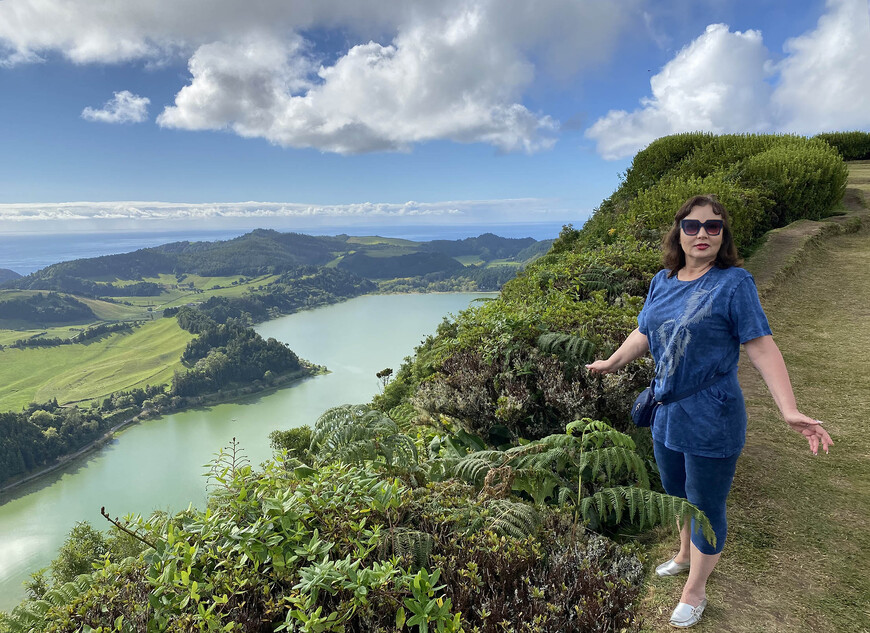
left=743, top=335, right=833, bottom=455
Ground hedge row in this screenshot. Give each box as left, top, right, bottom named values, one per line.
left=814, top=131, right=870, bottom=160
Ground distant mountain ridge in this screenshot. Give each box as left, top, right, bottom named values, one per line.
left=3, top=230, right=550, bottom=293
left=0, top=269, right=21, bottom=284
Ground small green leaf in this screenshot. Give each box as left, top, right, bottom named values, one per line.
left=395, top=606, right=406, bottom=629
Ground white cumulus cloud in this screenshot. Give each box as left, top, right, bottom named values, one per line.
left=586, top=24, right=773, bottom=160
left=772, top=0, right=870, bottom=133
left=587, top=0, right=870, bottom=160
left=81, top=90, right=150, bottom=124
left=0, top=0, right=637, bottom=153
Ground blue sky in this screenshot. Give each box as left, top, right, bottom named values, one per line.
left=0, top=0, right=868, bottom=236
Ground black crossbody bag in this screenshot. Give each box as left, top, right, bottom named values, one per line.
left=631, top=373, right=728, bottom=427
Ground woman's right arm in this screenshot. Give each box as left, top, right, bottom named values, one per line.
left=585, top=328, right=650, bottom=374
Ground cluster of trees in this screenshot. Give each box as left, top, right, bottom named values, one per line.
left=176, top=267, right=375, bottom=325
left=170, top=308, right=304, bottom=398
left=0, top=400, right=115, bottom=485
left=5, top=274, right=164, bottom=298
left=0, top=293, right=95, bottom=323
left=6, top=322, right=135, bottom=349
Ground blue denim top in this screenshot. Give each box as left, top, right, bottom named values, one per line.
left=637, top=266, right=771, bottom=457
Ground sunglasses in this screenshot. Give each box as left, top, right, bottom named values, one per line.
left=680, top=219, right=724, bottom=236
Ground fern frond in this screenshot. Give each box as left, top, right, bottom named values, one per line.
left=310, top=404, right=418, bottom=470
left=556, top=485, right=577, bottom=506
left=388, top=403, right=417, bottom=433
left=578, top=446, right=650, bottom=489
left=483, top=500, right=541, bottom=538
left=383, top=528, right=434, bottom=569
left=3, top=600, right=51, bottom=633
left=536, top=332, right=596, bottom=365
left=581, top=487, right=716, bottom=547
left=453, top=457, right=498, bottom=486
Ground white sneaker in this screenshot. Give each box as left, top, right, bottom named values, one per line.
left=669, top=599, right=707, bottom=628
left=655, top=557, right=691, bottom=576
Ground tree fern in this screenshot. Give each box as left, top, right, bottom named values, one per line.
left=435, top=418, right=714, bottom=544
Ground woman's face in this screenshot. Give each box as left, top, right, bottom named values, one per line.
left=679, top=203, right=723, bottom=265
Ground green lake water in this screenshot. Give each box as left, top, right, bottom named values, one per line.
left=0, top=292, right=489, bottom=611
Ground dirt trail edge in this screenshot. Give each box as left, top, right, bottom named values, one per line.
left=639, top=163, right=870, bottom=633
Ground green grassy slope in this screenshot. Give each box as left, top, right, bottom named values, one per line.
left=0, top=318, right=193, bottom=411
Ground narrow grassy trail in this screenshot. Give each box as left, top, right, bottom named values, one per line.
left=640, top=187, right=870, bottom=631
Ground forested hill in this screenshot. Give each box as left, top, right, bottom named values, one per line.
left=3, top=230, right=549, bottom=294
left=0, top=269, right=21, bottom=284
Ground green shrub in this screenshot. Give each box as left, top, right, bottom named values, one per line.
left=5, top=450, right=646, bottom=632
left=619, top=173, right=773, bottom=251
left=669, top=133, right=808, bottom=180
left=814, top=131, right=870, bottom=160
left=619, top=132, right=714, bottom=197
left=268, top=425, right=313, bottom=464
left=739, top=140, right=848, bottom=224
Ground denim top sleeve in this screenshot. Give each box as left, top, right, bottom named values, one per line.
left=729, top=276, right=771, bottom=344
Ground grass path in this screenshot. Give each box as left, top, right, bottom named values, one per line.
left=639, top=179, right=870, bottom=632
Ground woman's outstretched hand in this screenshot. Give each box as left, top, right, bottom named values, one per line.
left=585, top=359, right=617, bottom=374
left=784, top=411, right=834, bottom=455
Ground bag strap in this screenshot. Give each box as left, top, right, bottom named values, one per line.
left=655, top=371, right=730, bottom=405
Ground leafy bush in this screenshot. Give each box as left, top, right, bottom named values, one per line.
left=269, top=425, right=314, bottom=464
left=619, top=132, right=714, bottom=197
left=3, top=449, right=646, bottom=633
left=815, top=131, right=870, bottom=160
left=739, top=141, right=848, bottom=224
left=618, top=173, right=772, bottom=250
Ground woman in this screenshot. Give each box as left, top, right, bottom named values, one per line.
left=585, top=194, right=833, bottom=628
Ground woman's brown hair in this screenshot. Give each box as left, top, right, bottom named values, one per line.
left=662, top=194, right=742, bottom=277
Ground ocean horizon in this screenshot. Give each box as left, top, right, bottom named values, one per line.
left=0, top=222, right=571, bottom=276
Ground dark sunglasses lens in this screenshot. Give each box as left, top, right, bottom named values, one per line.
left=681, top=220, right=701, bottom=235
left=705, top=221, right=723, bottom=236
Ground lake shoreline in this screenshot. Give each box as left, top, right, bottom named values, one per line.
left=0, top=365, right=320, bottom=497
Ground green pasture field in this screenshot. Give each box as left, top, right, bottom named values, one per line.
left=76, top=297, right=153, bottom=321
left=484, top=259, right=522, bottom=268
left=0, top=317, right=193, bottom=411
left=0, top=324, right=98, bottom=346
left=344, top=236, right=418, bottom=247
left=453, top=255, right=484, bottom=266
left=114, top=274, right=281, bottom=309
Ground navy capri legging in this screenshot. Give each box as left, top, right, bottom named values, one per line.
left=653, top=440, right=740, bottom=555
